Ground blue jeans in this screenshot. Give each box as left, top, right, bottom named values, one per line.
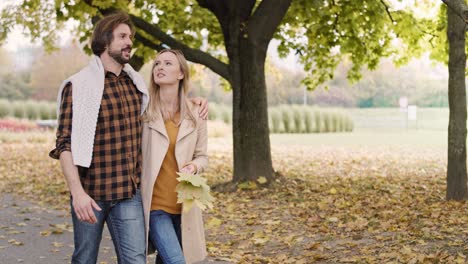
left=149, top=210, right=185, bottom=264
left=70, top=190, right=146, bottom=264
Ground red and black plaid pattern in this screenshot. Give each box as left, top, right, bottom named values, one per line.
left=50, top=71, right=143, bottom=201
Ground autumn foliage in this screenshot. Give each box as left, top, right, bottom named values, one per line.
left=0, top=132, right=466, bottom=263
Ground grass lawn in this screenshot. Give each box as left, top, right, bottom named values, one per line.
left=270, top=129, right=447, bottom=149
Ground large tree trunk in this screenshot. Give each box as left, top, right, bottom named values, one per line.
left=215, top=0, right=291, bottom=184
left=230, top=39, right=274, bottom=183
left=446, top=6, right=468, bottom=200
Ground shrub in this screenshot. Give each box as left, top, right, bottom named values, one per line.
left=313, top=110, right=322, bottom=133
left=220, top=105, right=232, bottom=124
left=269, top=108, right=282, bottom=133
left=24, top=100, right=40, bottom=120
left=49, top=102, right=58, bottom=120
left=292, top=105, right=306, bottom=133
left=0, top=99, right=11, bottom=118
left=344, top=116, right=354, bottom=132
left=322, top=112, right=332, bottom=133
left=280, top=105, right=296, bottom=133
left=331, top=112, right=340, bottom=132
left=38, top=102, right=52, bottom=120
left=203, top=103, right=353, bottom=134
left=208, top=102, right=219, bottom=121
left=304, top=108, right=314, bottom=133
left=12, top=101, right=26, bottom=119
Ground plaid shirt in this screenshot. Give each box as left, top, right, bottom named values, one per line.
left=50, top=70, right=143, bottom=201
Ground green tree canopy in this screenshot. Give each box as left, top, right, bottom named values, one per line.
left=0, top=0, right=431, bottom=89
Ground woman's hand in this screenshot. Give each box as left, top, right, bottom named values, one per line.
left=180, top=164, right=197, bottom=174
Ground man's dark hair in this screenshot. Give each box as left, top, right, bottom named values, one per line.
left=91, top=11, right=135, bottom=56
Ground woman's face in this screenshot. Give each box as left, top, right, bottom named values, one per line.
left=153, top=52, right=184, bottom=86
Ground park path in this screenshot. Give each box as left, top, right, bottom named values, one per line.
left=0, top=194, right=229, bottom=264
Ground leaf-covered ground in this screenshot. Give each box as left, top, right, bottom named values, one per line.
left=0, top=132, right=467, bottom=263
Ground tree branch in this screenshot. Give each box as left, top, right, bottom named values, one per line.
left=130, top=14, right=230, bottom=82
left=380, top=0, right=395, bottom=23
left=196, top=0, right=231, bottom=51
left=134, top=32, right=165, bottom=52
left=442, top=0, right=468, bottom=23
left=129, top=54, right=145, bottom=71
left=81, top=2, right=230, bottom=81
left=248, top=0, right=292, bottom=46
left=196, top=0, right=230, bottom=28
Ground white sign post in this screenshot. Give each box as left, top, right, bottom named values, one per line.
left=407, top=105, right=417, bottom=129
left=407, top=105, right=417, bottom=120
left=399, top=97, right=408, bottom=129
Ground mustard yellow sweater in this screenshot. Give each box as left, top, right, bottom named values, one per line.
left=151, top=119, right=182, bottom=214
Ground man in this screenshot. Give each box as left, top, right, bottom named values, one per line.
left=50, top=11, right=207, bottom=263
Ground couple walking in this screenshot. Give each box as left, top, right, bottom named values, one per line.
left=50, top=11, right=209, bottom=264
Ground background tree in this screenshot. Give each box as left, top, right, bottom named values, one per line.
left=29, top=41, right=89, bottom=101
left=0, top=47, right=32, bottom=100
left=0, top=0, right=420, bottom=184
left=441, top=0, right=468, bottom=200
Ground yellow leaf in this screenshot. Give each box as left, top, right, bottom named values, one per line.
left=52, top=241, right=64, bottom=248
left=307, top=242, right=321, bottom=250
left=329, top=188, right=337, bottom=194
left=8, top=239, right=23, bottom=246
left=238, top=181, right=257, bottom=190
left=262, top=220, right=280, bottom=226
left=400, top=246, right=412, bottom=255
left=40, top=230, right=51, bottom=236
left=257, top=176, right=267, bottom=184
left=253, top=237, right=268, bottom=246
left=206, top=217, right=222, bottom=228
left=52, top=229, right=64, bottom=234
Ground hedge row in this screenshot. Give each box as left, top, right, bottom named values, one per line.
left=209, top=103, right=354, bottom=133
left=0, top=99, right=57, bottom=120
left=0, top=100, right=354, bottom=133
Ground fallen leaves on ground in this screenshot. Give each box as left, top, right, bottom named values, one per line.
left=0, top=133, right=467, bottom=263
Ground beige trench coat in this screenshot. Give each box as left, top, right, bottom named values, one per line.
left=141, top=101, right=208, bottom=264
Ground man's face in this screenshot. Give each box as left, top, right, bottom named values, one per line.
left=107, top=23, right=133, bottom=65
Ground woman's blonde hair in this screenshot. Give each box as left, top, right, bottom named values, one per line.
left=143, top=49, right=196, bottom=126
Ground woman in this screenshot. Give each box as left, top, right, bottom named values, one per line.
left=141, top=49, right=208, bottom=264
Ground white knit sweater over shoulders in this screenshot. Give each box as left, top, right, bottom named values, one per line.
left=56, top=55, right=149, bottom=168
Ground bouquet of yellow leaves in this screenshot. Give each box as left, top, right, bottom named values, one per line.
left=176, top=172, right=214, bottom=213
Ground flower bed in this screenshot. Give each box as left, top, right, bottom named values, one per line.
left=0, top=119, right=40, bottom=132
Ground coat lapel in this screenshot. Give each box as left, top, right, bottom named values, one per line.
left=177, top=117, right=195, bottom=143
left=147, top=110, right=168, bottom=140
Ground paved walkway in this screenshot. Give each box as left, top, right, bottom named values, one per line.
left=0, top=194, right=228, bottom=264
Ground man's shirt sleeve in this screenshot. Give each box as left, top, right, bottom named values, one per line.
left=49, top=82, right=73, bottom=160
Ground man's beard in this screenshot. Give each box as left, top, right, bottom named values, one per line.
left=109, top=47, right=131, bottom=65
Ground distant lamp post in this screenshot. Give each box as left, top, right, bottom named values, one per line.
left=303, top=86, right=307, bottom=106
